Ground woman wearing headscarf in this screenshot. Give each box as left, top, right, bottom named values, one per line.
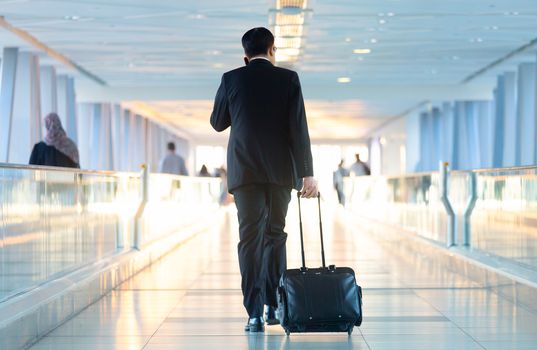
left=29, top=113, right=80, bottom=168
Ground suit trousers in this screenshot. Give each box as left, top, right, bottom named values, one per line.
left=233, top=184, right=291, bottom=317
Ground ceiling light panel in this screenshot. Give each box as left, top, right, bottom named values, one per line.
left=270, top=0, right=311, bottom=66
left=276, top=0, right=308, bottom=10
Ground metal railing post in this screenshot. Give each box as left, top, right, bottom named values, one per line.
left=462, top=173, right=477, bottom=247
left=133, top=164, right=148, bottom=250
left=439, top=162, right=456, bottom=247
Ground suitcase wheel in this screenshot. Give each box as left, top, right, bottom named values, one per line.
left=347, top=327, right=353, bottom=335
left=285, top=329, right=290, bottom=336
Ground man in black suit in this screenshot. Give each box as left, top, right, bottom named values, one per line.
left=210, top=27, right=318, bottom=332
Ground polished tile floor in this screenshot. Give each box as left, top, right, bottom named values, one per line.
left=29, top=201, right=537, bottom=350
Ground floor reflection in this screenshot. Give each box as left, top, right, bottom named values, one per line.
left=29, top=204, right=537, bottom=350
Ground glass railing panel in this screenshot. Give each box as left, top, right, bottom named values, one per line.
left=345, top=173, right=448, bottom=244
left=0, top=165, right=140, bottom=302
left=469, top=168, right=537, bottom=269
left=139, top=174, right=222, bottom=246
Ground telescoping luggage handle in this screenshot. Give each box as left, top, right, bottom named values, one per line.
left=296, top=191, right=326, bottom=269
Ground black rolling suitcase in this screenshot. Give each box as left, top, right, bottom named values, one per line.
left=276, top=192, right=363, bottom=335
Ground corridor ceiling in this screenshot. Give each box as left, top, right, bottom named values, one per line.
left=1, top=0, right=537, bottom=142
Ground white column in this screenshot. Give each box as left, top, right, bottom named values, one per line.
left=0, top=48, right=18, bottom=162
left=29, top=54, right=42, bottom=146
left=101, top=103, right=113, bottom=170
left=111, top=104, right=123, bottom=171
left=8, top=51, right=42, bottom=164
left=40, top=65, right=58, bottom=118
left=136, top=115, right=147, bottom=167
left=452, top=101, right=466, bottom=170
left=66, top=77, right=77, bottom=144
left=431, top=107, right=442, bottom=167
left=128, top=112, right=139, bottom=170
left=517, top=63, right=536, bottom=165
left=477, top=101, right=494, bottom=169
left=89, top=103, right=102, bottom=169
left=77, top=103, right=92, bottom=169
left=441, top=102, right=454, bottom=167
left=122, top=109, right=132, bottom=171
left=502, top=72, right=517, bottom=167
left=57, top=75, right=78, bottom=143
left=465, top=102, right=481, bottom=169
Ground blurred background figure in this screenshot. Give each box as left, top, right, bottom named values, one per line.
left=333, top=159, right=349, bottom=206
left=350, top=153, right=371, bottom=176
left=216, top=165, right=231, bottom=205
left=159, top=141, right=188, bottom=176
left=29, top=113, right=80, bottom=168
left=199, top=164, right=211, bottom=177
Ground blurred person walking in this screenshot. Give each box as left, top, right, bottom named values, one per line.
left=29, top=113, right=80, bottom=168
left=333, top=160, right=349, bottom=206
left=158, top=142, right=188, bottom=175
left=210, top=27, right=318, bottom=333
left=350, top=153, right=371, bottom=176
left=198, top=164, right=211, bottom=177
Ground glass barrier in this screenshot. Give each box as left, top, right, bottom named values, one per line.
left=344, top=173, right=448, bottom=244
left=139, top=174, right=222, bottom=247
left=0, top=164, right=222, bottom=303
left=345, top=166, right=537, bottom=271
left=464, top=167, right=537, bottom=270
left=0, top=165, right=140, bottom=302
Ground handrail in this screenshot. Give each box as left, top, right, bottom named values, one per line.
left=343, top=165, right=537, bottom=181
left=451, top=165, right=537, bottom=174
left=0, top=162, right=137, bottom=177
left=0, top=163, right=223, bottom=182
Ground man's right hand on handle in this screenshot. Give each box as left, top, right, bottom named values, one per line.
left=300, top=177, right=318, bottom=198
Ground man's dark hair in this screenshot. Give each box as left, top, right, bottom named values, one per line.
left=167, top=142, right=176, bottom=151
left=241, top=27, right=274, bottom=58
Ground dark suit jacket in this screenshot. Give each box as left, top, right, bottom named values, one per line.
left=29, top=142, right=80, bottom=169
left=210, top=58, right=313, bottom=193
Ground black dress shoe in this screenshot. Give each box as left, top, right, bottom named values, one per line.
left=244, top=317, right=264, bottom=332
left=264, top=306, right=280, bottom=325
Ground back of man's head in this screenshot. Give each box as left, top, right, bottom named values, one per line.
left=167, top=142, right=176, bottom=152
left=241, top=27, right=274, bottom=58
left=355, top=153, right=361, bottom=162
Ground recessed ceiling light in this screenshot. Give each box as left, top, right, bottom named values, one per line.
left=353, top=48, right=371, bottom=54
left=469, top=37, right=483, bottom=43
left=188, top=14, right=206, bottom=19
left=387, top=12, right=395, bottom=17
left=63, top=15, right=80, bottom=21
left=337, top=77, right=351, bottom=83
left=345, top=37, right=352, bottom=42
left=370, top=38, right=378, bottom=44
left=379, top=19, right=387, bottom=24
left=452, top=55, right=460, bottom=60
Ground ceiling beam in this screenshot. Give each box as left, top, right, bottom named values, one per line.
left=461, top=36, right=537, bottom=83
